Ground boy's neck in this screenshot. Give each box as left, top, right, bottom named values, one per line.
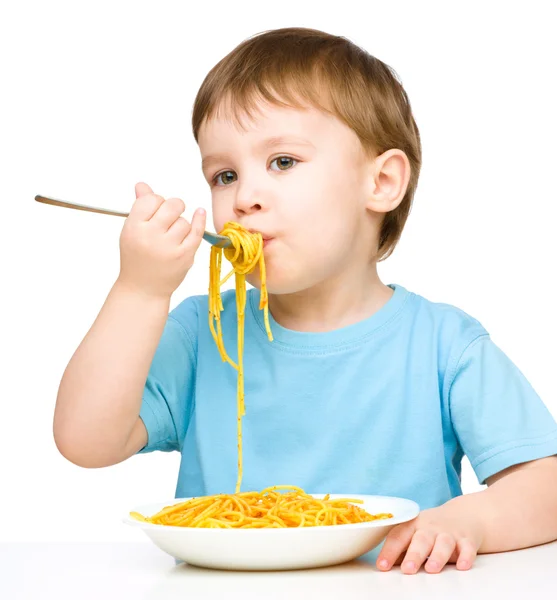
left=267, top=262, right=393, bottom=333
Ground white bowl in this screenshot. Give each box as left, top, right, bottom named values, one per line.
left=123, top=494, right=419, bottom=571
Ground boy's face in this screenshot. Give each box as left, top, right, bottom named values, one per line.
left=198, top=98, right=378, bottom=294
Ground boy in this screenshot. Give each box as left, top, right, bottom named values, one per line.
left=53, top=27, right=557, bottom=574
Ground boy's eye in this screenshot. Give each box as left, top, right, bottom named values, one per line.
left=270, top=156, right=297, bottom=171
left=212, top=156, right=298, bottom=187
left=213, top=171, right=237, bottom=186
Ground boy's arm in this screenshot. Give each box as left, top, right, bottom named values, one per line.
left=54, top=281, right=169, bottom=468
left=376, top=456, right=557, bottom=574
left=478, top=455, right=557, bottom=550
left=53, top=182, right=206, bottom=469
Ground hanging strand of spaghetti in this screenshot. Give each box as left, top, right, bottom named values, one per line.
left=208, top=222, right=273, bottom=492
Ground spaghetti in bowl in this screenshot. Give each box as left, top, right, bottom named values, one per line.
left=123, top=492, right=419, bottom=571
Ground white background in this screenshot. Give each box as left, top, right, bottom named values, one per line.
left=1, top=0, right=555, bottom=543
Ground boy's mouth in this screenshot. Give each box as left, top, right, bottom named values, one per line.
left=248, top=228, right=275, bottom=247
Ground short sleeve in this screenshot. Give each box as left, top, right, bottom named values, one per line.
left=449, top=335, right=557, bottom=484
left=137, top=313, right=197, bottom=454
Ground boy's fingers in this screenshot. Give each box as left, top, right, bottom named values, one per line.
left=424, top=533, right=456, bottom=573
left=400, top=529, right=436, bottom=574
left=150, top=197, right=186, bottom=231
left=181, top=208, right=206, bottom=250
left=455, top=538, right=477, bottom=571
left=166, top=216, right=191, bottom=244
left=376, top=522, right=415, bottom=571
left=128, top=184, right=165, bottom=223
left=135, top=182, right=153, bottom=199
left=128, top=194, right=165, bottom=222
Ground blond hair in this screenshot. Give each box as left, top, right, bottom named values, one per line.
left=192, top=27, right=421, bottom=260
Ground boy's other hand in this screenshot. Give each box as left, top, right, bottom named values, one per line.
left=117, top=182, right=206, bottom=299
left=376, top=501, right=484, bottom=574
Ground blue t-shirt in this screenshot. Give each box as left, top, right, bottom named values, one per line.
left=138, top=284, right=557, bottom=510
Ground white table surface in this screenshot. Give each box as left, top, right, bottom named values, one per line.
left=1, top=541, right=556, bottom=599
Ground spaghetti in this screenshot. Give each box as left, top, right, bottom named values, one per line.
left=208, top=222, right=272, bottom=494
left=130, top=224, right=394, bottom=528
left=130, top=485, right=393, bottom=528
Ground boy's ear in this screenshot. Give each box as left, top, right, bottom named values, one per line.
left=365, top=149, right=411, bottom=214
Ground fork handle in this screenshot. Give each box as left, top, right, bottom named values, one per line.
left=35, top=195, right=129, bottom=217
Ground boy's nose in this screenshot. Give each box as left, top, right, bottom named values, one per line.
left=233, top=191, right=263, bottom=216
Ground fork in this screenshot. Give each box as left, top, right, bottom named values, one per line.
left=34, top=194, right=232, bottom=249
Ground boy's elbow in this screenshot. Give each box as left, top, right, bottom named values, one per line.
left=53, top=434, right=96, bottom=468
left=53, top=426, right=113, bottom=469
